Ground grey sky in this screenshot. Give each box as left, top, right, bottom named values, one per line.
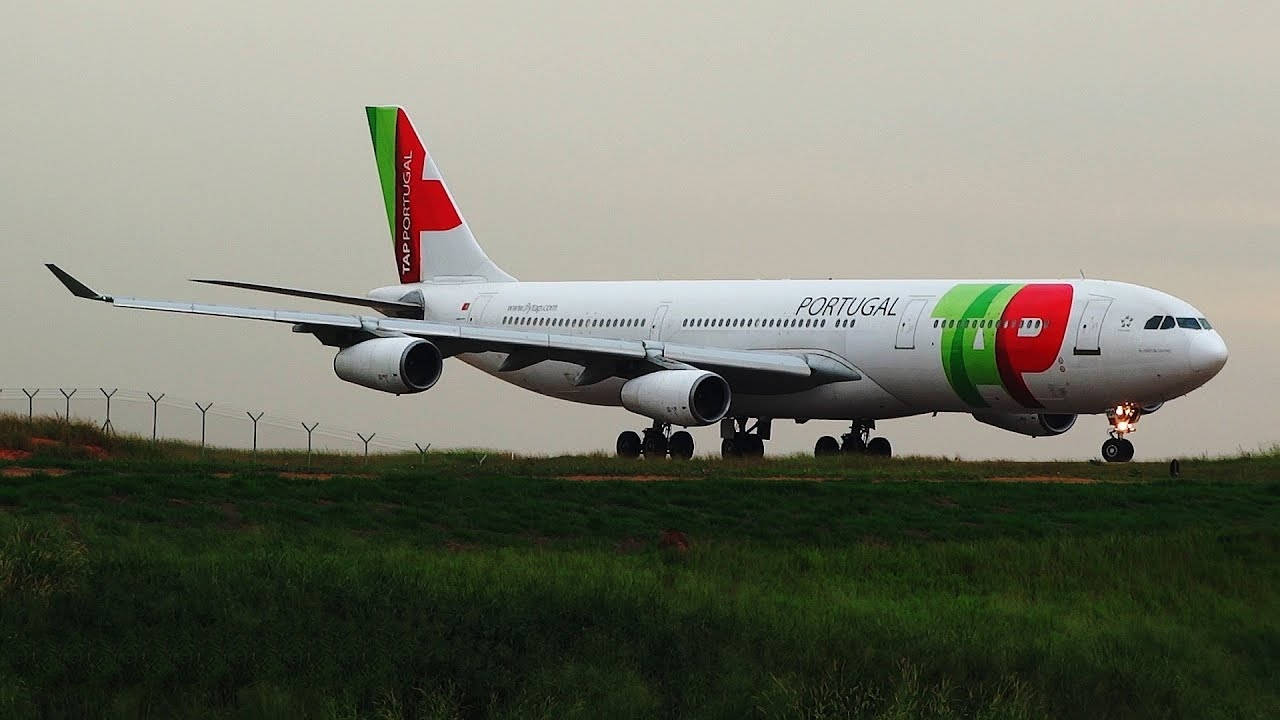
left=3, top=1, right=1277, bottom=458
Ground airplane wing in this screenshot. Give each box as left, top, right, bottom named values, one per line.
left=47, top=265, right=859, bottom=390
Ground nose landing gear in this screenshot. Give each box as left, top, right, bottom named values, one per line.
left=616, top=421, right=696, bottom=459
left=1101, top=404, right=1142, bottom=462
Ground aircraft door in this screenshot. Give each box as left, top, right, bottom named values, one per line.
left=1073, top=298, right=1112, bottom=356
left=894, top=298, right=930, bottom=349
left=467, top=293, right=496, bottom=324
left=649, top=303, right=670, bottom=340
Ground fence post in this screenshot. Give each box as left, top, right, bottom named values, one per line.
left=22, top=389, right=38, bottom=421
left=100, top=388, right=117, bottom=434
left=59, top=388, right=77, bottom=422
left=414, top=442, right=431, bottom=466
left=357, top=432, right=375, bottom=462
left=147, top=393, right=165, bottom=441
left=302, top=422, right=318, bottom=467
left=195, top=402, right=213, bottom=454
left=246, top=412, right=264, bottom=453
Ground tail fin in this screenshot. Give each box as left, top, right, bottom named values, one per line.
left=365, top=106, right=515, bottom=284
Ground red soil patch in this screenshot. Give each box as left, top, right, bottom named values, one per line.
left=989, top=476, right=1097, bottom=484
left=0, top=449, right=32, bottom=461
left=658, top=529, right=691, bottom=552
left=2, top=467, right=70, bottom=477
left=15, top=437, right=110, bottom=459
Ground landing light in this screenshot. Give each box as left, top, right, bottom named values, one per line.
left=1106, top=403, right=1143, bottom=438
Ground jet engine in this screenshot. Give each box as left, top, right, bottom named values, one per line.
left=972, top=411, right=1077, bottom=437
left=1140, top=402, right=1164, bottom=415
left=620, top=369, right=731, bottom=426
left=333, top=337, right=443, bottom=394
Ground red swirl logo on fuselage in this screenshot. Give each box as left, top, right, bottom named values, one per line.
left=934, top=283, right=1073, bottom=408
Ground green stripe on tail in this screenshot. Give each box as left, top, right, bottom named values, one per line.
left=365, top=106, right=399, bottom=242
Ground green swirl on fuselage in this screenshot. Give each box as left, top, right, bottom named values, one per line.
left=933, top=283, right=1024, bottom=407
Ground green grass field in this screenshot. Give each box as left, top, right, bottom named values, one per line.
left=1, top=415, right=1277, bottom=719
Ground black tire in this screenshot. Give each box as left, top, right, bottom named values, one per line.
left=866, top=436, right=892, bottom=457
left=815, top=436, right=839, bottom=457
left=1118, top=438, right=1135, bottom=462
left=616, top=431, right=641, bottom=458
left=669, top=431, right=695, bottom=460
left=721, top=437, right=741, bottom=459
left=841, top=435, right=866, bottom=454
left=743, top=434, right=765, bottom=457
left=1102, top=437, right=1129, bottom=463
left=641, top=432, right=668, bottom=458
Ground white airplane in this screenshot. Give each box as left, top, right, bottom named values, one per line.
left=48, top=106, right=1228, bottom=462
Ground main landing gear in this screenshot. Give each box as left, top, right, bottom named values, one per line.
left=616, top=421, right=695, bottom=460
left=815, top=421, right=892, bottom=458
left=1101, top=404, right=1142, bottom=462
left=720, top=417, right=770, bottom=458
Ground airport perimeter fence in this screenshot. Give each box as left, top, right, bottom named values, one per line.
left=0, top=387, right=433, bottom=459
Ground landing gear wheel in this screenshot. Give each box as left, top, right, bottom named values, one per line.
left=841, top=436, right=866, bottom=454
left=866, top=437, right=892, bottom=457
left=669, top=431, right=695, bottom=460
left=642, top=432, right=668, bottom=458
left=721, top=438, right=741, bottom=458
left=1102, top=437, right=1134, bottom=463
left=616, top=431, right=641, bottom=458
left=743, top=434, right=765, bottom=457
left=815, top=436, right=840, bottom=457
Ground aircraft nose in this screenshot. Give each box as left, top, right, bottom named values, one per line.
left=1189, top=331, right=1229, bottom=376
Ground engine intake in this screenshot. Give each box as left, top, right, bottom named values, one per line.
left=972, top=411, right=1077, bottom=437
left=333, top=337, right=442, bottom=395
left=620, top=370, right=731, bottom=426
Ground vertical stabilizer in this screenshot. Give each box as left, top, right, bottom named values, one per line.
left=365, top=106, right=516, bottom=284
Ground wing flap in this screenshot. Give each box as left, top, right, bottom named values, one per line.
left=661, top=343, right=812, bottom=377
left=111, top=296, right=366, bottom=328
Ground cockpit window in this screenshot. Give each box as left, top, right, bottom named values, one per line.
left=1160, top=316, right=1176, bottom=330
left=1198, top=317, right=1213, bottom=330
left=1176, top=317, right=1201, bottom=330
left=1144, top=315, right=1163, bottom=330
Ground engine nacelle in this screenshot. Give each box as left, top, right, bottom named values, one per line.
left=972, top=411, right=1077, bottom=438
left=620, top=370, right=731, bottom=427
left=1140, top=402, right=1164, bottom=415
left=333, top=337, right=442, bottom=395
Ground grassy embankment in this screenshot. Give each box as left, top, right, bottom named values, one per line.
left=1, top=414, right=1278, bottom=719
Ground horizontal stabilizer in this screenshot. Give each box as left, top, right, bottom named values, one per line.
left=189, top=278, right=422, bottom=317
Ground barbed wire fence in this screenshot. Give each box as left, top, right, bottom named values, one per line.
left=0, top=387, right=431, bottom=457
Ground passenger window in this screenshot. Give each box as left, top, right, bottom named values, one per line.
left=1160, top=316, right=1175, bottom=330
left=1199, top=317, right=1212, bottom=330
left=1176, top=317, right=1200, bottom=330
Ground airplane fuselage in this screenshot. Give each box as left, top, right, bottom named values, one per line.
left=373, top=277, right=1227, bottom=423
